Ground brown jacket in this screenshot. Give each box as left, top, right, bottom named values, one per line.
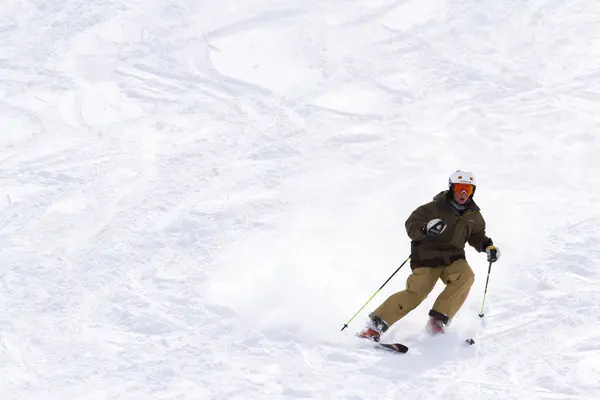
left=405, top=191, right=492, bottom=268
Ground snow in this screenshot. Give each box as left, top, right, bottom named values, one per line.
left=1, top=0, right=600, bottom=399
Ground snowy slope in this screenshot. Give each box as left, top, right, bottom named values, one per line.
left=1, top=0, right=600, bottom=399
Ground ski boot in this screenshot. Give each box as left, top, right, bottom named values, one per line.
left=358, top=315, right=389, bottom=342
left=426, top=310, right=449, bottom=335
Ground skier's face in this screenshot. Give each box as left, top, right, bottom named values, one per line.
left=452, top=188, right=471, bottom=204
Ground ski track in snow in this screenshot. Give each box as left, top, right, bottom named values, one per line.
left=1, top=0, right=600, bottom=399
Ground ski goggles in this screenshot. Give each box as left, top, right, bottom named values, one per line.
left=453, top=183, right=474, bottom=196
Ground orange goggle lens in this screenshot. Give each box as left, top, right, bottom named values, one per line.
left=453, top=183, right=474, bottom=196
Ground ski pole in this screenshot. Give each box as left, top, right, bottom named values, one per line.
left=341, top=256, right=410, bottom=331
left=478, top=261, right=493, bottom=318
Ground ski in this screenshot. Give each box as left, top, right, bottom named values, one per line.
left=378, top=338, right=472, bottom=353
left=357, top=332, right=472, bottom=354
left=356, top=333, right=409, bottom=353
left=377, top=342, right=409, bottom=353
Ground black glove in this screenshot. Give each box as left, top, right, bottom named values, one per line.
left=485, top=245, right=500, bottom=263
left=423, top=218, right=447, bottom=236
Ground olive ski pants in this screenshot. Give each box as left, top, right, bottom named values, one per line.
left=371, top=259, right=475, bottom=327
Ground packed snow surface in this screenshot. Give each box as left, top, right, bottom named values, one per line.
left=1, top=0, right=600, bottom=399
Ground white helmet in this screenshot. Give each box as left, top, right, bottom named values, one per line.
left=448, top=170, right=476, bottom=196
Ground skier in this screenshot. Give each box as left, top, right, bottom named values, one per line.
left=359, top=170, right=500, bottom=341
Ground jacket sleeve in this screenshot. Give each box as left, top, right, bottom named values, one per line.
left=468, top=214, right=493, bottom=252
left=405, top=202, right=436, bottom=241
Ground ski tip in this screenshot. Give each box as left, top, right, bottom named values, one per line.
left=379, top=343, right=409, bottom=353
